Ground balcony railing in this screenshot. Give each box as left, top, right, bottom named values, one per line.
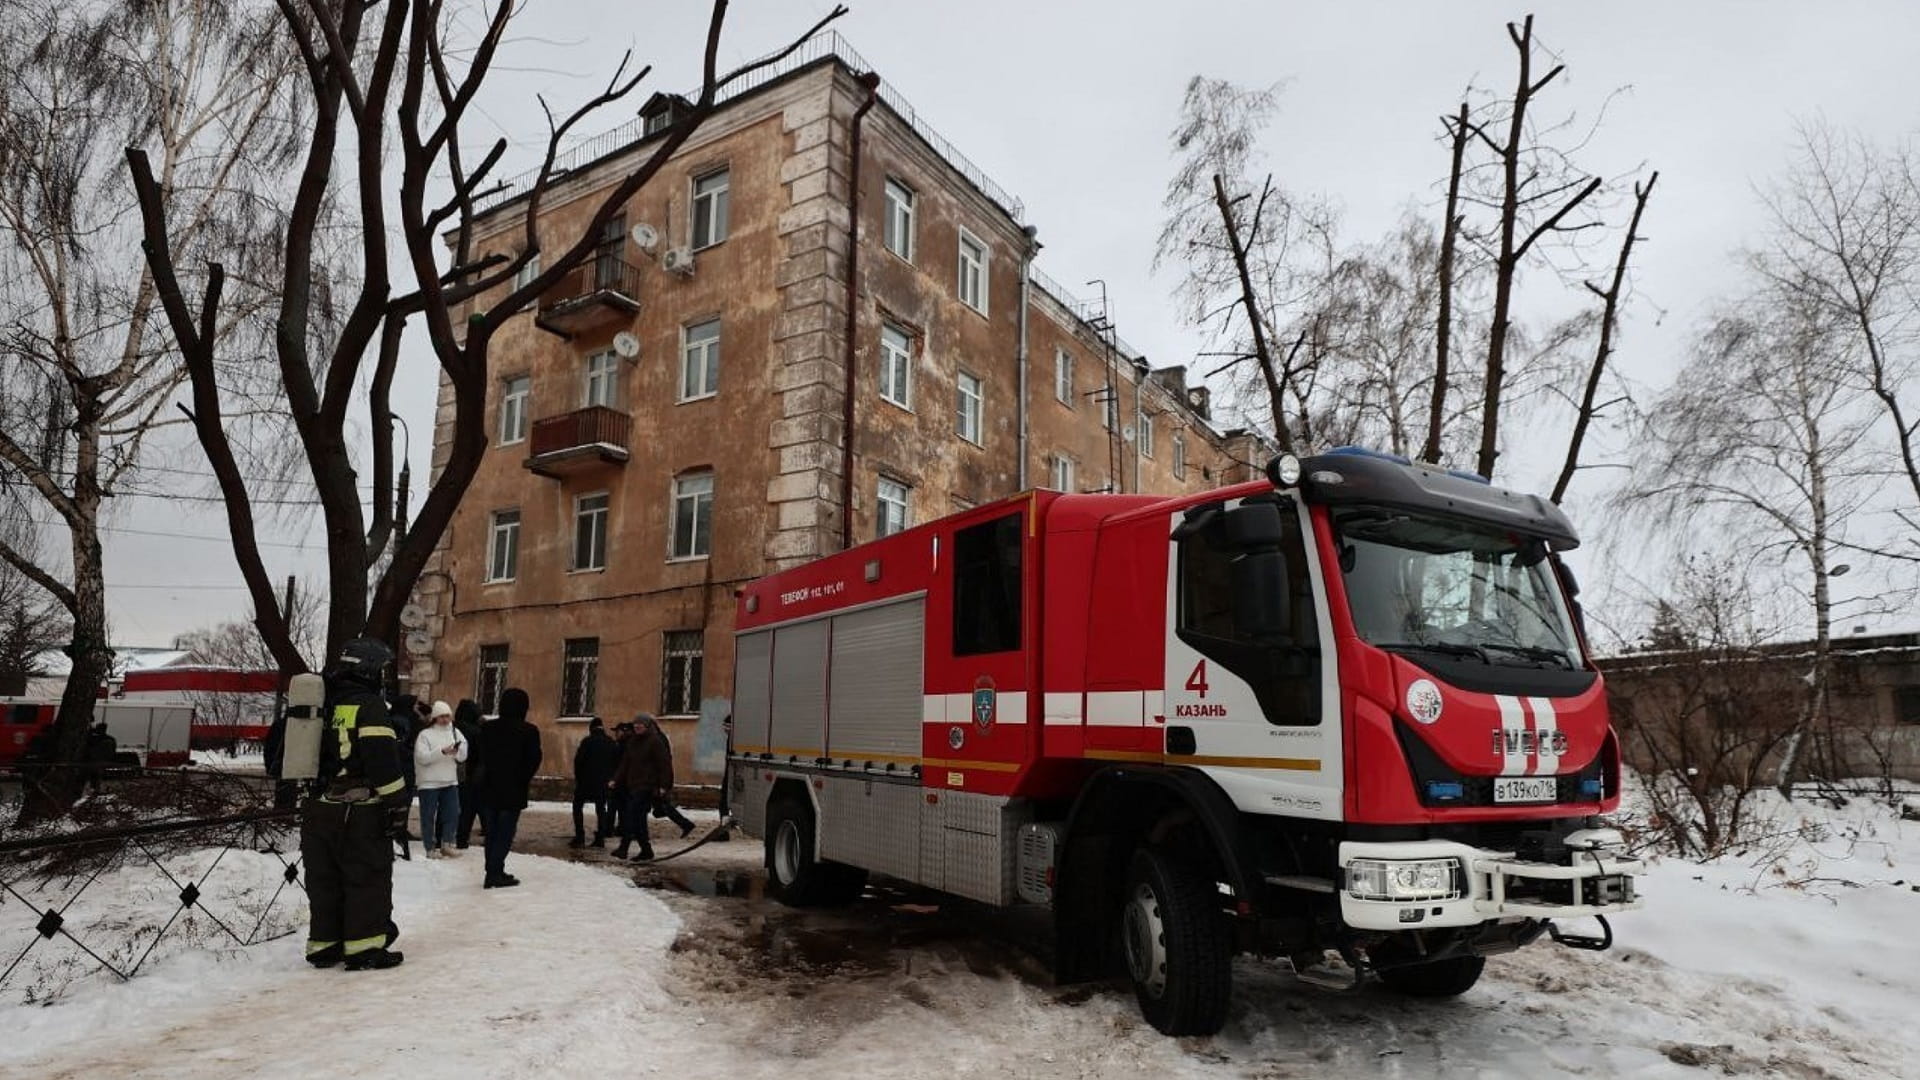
left=525, top=406, right=631, bottom=477
left=535, top=257, right=641, bottom=339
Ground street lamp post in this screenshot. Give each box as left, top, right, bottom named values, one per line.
left=390, top=411, right=411, bottom=546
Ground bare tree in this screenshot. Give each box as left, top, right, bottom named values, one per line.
left=1751, top=123, right=1920, bottom=538
left=1156, top=76, right=1337, bottom=452
left=129, top=1, right=846, bottom=676
left=1460, top=14, right=1605, bottom=480
left=1552, top=170, right=1657, bottom=504
left=1607, top=556, right=1804, bottom=858
left=1626, top=284, right=1885, bottom=795
left=0, top=512, right=70, bottom=696
left=1423, top=102, right=1472, bottom=465
left=0, top=0, right=301, bottom=822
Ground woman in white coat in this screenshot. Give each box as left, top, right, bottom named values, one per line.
left=414, top=701, right=469, bottom=858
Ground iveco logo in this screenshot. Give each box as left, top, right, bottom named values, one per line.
left=1492, top=729, right=1568, bottom=757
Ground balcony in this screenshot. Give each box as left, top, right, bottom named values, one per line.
left=535, top=257, right=640, bottom=339
left=524, top=406, right=631, bottom=477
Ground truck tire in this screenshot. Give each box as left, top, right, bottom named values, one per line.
left=1377, top=955, right=1485, bottom=998
left=1120, top=848, right=1232, bottom=1036
left=765, top=797, right=867, bottom=908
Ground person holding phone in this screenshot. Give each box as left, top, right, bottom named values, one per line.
left=413, top=700, right=468, bottom=858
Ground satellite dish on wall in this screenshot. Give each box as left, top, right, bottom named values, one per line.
left=399, top=604, right=427, bottom=629
left=612, top=332, right=641, bottom=358
left=630, top=222, right=660, bottom=252
left=404, top=631, right=433, bottom=656
left=1121, top=426, right=1136, bottom=444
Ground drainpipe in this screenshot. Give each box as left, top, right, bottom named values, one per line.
left=840, top=72, right=881, bottom=551
left=1131, top=362, right=1142, bottom=493
left=1016, top=225, right=1038, bottom=490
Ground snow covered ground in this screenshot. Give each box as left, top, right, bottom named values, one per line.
left=4, top=793, right=1917, bottom=1079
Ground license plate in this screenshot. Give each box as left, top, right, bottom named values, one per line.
left=1493, top=776, right=1558, bottom=804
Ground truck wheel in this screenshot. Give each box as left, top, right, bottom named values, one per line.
left=765, top=797, right=866, bottom=907
left=1377, top=955, right=1485, bottom=998
left=1120, top=848, right=1232, bottom=1036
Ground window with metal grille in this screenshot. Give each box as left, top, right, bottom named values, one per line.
left=880, top=322, right=913, bottom=408
left=476, top=644, right=509, bottom=715
left=561, top=638, right=599, bottom=716
left=692, top=169, right=729, bottom=249
left=660, top=630, right=704, bottom=717
left=883, top=178, right=915, bottom=260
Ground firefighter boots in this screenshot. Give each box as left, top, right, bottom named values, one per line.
left=343, top=948, right=404, bottom=971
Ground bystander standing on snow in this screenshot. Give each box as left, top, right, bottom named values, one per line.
left=474, top=688, right=543, bottom=889
left=413, top=701, right=468, bottom=858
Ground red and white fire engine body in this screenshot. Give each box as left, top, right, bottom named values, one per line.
left=731, top=449, right=1642, bottom=1034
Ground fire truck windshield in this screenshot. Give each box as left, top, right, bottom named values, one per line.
left=1332, top=506, right=1580, bottom=669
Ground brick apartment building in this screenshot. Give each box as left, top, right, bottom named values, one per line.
left=404, top=35, right=1272, bottom=779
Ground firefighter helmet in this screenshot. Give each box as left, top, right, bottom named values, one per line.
left=334, top=636, right=394, bottom=686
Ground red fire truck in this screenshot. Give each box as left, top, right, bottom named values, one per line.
left=730, top=448, right=1642, bottom=1035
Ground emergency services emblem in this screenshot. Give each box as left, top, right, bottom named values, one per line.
left=1406, top=678, right=1444, bottom=725
left=972, top=675, right=997, bottom=732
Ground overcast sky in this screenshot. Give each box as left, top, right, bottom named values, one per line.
left=95, top=0, right=1920, bottom=649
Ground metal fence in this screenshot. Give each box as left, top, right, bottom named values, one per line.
left=0, top=766, right=304, bottom=1002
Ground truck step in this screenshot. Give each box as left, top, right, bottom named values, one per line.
left=1288, top=951, right=1363, bottom=991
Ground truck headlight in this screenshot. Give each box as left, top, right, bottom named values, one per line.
left=1346, top=857, right=1463, bottom=902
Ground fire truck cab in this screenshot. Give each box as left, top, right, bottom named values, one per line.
left=730, top=447, right=1642, bottom=1035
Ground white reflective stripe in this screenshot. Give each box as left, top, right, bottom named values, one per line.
left=926, top=691, right=1028, bottom=725
left=1087, top=691, right=1145, bottom=727
left=1496, top=695, right=1527, bottom=776
left=1528, top=696, right=1560, bottom=776
left=1043, top=692, right=1082, bottom=726
left=997, top=691, right=1028, bottom=724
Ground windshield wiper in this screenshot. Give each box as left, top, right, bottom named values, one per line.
left=1374, top=641, right=1490, bottom=665
left=1479, top=643, right=1575, bottom=669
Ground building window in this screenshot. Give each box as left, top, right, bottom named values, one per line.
left=1101, top=388, right=1118, bottom=431
left=560, top=637, right=599, bottom=716
left=573, top=492, right=609, bottom=572
left=661, top=630, right=704, bottom=716
left=691, top=169, right=729, bottom=249
left=883, top=178, right=915, bottom=261
left=957, top=229, right=988, bottom=313
left=1054, top=348, right=1073, bottom=405
left=1139, top=412, right=1155, bottom=458
left=499, top=375, right=529, bottom=445
left=1896, top=686, right=1920, bottom=725
left=1173, top=433, right=1187, bottom=479
left=476, top=644, right=508, bottom=716
left=595, top=214, right=625, bottom=289
left=1049, top=454, right=1075, bottom=493
left=510, top=253, right=541, bottom=292
left=584, top=350, right=620, bottom=409
left=877, top=477, right=911, bottom=538
left=485, top=509, right=520, bottom=582
left=670, top=471, right=714, bottom=559
left=681, top=318, right=720, bottom=401
left=956, top=371, right=983, bottom=445
left=879, top=322, right=913, bottom=408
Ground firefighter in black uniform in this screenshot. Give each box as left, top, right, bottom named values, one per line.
left=301, top=637, right=410, bottom=971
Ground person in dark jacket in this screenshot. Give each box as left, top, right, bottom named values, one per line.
left=474, top=687, right=542, bottom=889
left=604, top=721, right=633, bottom=843
left=389, top=694, right=428, bottom=805
left=569, top=717, right=619, bottom=848
left=452, top=699, right=485, bottom=848
left=83, top=722, right=118, bottom=793
left=647, top=725, right=697, bottom=839
left=302, top=637, right=409, bottom=971
left=609, top=712, right=673, bottom=862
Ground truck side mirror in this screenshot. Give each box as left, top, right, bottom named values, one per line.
left=1232, top=549, right=1292, bottom=639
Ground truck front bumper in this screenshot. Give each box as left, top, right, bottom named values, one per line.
left=1335, top=833, right=1644, bottom=932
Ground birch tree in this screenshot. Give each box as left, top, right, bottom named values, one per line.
left=0, top=0, right=300, bottom=822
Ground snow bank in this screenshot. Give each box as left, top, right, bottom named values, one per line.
left=3, top=852, right=682, bottom=1079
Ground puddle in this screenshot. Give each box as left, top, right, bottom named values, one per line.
left=649, top=867, right=767, bottom=899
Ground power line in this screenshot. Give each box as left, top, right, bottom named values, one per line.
left=107, top=582, right=254, bottom=591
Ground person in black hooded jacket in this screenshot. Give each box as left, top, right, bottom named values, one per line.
left=452, top=699, right=484, bottom=848
left=474, top=687, right=542, bottom=888
left=569, top=717, right=619, bottom=848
